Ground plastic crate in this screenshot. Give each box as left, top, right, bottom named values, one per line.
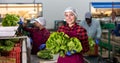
left=0, top=56, right=16, bottom=63
left=10, top=46, right=21, bottom=63
left=14, top=43, right=21, bottom=47
left=101, top=23, right=115, bottom=29
left=0, top=50, right=12, bottom=56
left=0, top=43, right=21, bottom=63
left=85, top=44, right=98, bottom=56
left=99, top=41, right=112, bottom=50
left=0, top=42, right=21, bottom=56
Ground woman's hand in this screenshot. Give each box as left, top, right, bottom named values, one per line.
left=39, top=44, right=46, bottom=50
left=66, top=50, right=76, bottom=56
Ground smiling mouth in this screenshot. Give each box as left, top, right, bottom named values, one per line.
left=67, top=20, right=72, bottom=21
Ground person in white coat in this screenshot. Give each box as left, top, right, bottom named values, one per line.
left=80, top=12, right=102, bottom=40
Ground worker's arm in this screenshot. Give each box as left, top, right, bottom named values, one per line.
left=22, top=23, right=34, bottom=33
left=18, top=20, right=34, bottom=33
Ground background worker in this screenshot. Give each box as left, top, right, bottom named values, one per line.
left=79, top=12, right=102, bottom=62
left=18, top=17, right=50, bottom=55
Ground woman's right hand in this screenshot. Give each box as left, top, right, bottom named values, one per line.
left=66, top=50, right=76, bottom=56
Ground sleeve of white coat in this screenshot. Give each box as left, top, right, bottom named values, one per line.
left=96, top=21, right=102, bottom=39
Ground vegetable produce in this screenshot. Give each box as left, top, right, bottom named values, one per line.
left=46, top=32, right=83, bottom=57
left=85, top=37, right=96, bottom=55
left=4, top=40, right=14, bottom=46
left=0, top=46, right=13, bottom=52
left=0, top=39, right=17, bottom=52
left=37, top=49, right=53, bottom=59
left=2, top=14, right=20, bottom=26
left=9, top=39, right=19, bottom=43
left=68, top=37, right=83, bottom=53
left=88, top=37, right=95, bottom=47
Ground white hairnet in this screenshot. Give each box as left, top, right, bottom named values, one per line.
left=85, top=12, right=92, bottom=19
left=31, top=17, right=46, bottom=26
left=64, top=7, right=78, bottom=17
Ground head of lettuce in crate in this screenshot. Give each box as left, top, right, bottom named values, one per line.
left=18, top=17, right=50, bottom=55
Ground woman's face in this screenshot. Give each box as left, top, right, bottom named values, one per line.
left=65, top=12, right=76, bottom=25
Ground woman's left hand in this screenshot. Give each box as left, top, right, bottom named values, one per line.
left=39, top=44, right=46, bottom=50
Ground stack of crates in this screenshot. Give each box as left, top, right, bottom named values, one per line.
left=85, top=44, right=99, bottom=56
left=0, top=43, right=21, bottom=63
left=10, top=43, right=21, bottom=63
left=0, top=57, right=16, bottom=63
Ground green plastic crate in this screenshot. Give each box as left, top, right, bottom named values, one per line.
left=101, top=23, right=115, bottom=29
left=99, top=41, right=112, bottom=50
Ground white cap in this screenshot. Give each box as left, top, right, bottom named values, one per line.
left=64, top=7, right=77, bottom=17
left=31, top=17, right=46, bottom=26
left=85, top=12, right=92, bottom=19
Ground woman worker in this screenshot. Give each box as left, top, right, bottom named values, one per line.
left=18, top=17, right=50, bottom=55
left=57, top=7, right=89, bottom=63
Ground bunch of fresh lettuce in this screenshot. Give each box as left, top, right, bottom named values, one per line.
left=46, top=32, right=83, bottom=57
left=88, top=37, right=95, bottom=47
left=0, top=39, right=19, bottom=53
left=2, top=14, right=19, bottom=26
left=37, top=49, right=53, bottom=59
